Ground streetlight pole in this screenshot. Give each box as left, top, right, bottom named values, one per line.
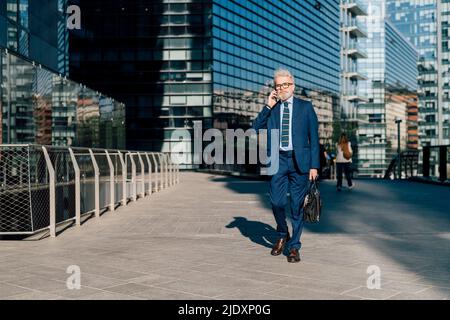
left=395, top=117, right=402, bottom=179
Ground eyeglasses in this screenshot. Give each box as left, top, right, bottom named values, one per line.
left=274, top=82, right=293, bottom=90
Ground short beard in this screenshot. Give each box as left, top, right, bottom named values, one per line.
left=279, top=92, right=292, bottom=101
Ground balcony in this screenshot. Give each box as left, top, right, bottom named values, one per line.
left=342, top=69, right=368, bottom=80
left=342, top=87, right=369, bottom=102
left=341, top=20, right=367, bottom=38
left=341, top=113, right=370, bottom=123
left=420, top=96, right=437, bottom=101
left=418, top=107, right=437, bottom=113
left=344, top=43, right=367, bottom=59
left=341, top=0, right=368, bottom=16
left=343, top=93, right=369, bottom=102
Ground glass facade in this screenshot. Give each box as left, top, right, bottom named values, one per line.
left=0, top=0, right=69, bottom=75
left=68, top=0, right=341, bottom=169
left=357, top=0, right=418, bottom=177
left=212, top=0, right=340, bottom=170
left=0, top=0, right=125, bottom=148
left=213, top=0, right=340, bottom=96
left=339, top=0, right=368, bottom=171
left=0, top=48, right=126, bottom=148
left=68, top=0, right=213, bottom=162
left=387, top=0, right=450, bottom=147
left=340, top=0, right=368, bottom=120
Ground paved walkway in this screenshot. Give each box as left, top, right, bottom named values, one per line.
left=0, top=172, right=449, bottom=300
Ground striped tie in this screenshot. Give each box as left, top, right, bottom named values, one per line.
left=281, top=101, right=290, bottom=148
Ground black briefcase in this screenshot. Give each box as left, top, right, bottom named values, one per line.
left=303, top=178, right=322, bottom=223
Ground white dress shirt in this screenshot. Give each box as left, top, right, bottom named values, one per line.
left=279, top=95, right=294, bottom=151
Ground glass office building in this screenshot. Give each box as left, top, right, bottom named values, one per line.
left=340, top=0, right=368, bottom=119
left=0, top=0, right=125, bottom=148
left=0, top=0, right=69, bottom=75
left=357, top=0, right=418, bottom=177
left=68, top=0, right=341, bottom=169
left=387, top=0, right=450, bottom=147
left=212, top=0, right=340, bottom=129
left=68, top=0, right=213, bottom=158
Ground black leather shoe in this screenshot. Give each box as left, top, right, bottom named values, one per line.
left=287, top=248, right=301, bottom=263
left=271, top=234, right=290, bottom=256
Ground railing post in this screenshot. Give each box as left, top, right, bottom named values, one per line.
left=176, top=156, right=180, bottom=184
left=158, top=153, right=164, bottom=190
left=170, top=154, right=175, bottom=186
left=423, top=146, right=430, bottom=178
left=128, top=152, right=137, bottom=201
left=164, top=153, right=169, bottom=188
left=151, top=153, right=159, bottom=192
left=89, top=149, right=100, bottom=218
left=137, top=152, right=145, bottom=198
left=163, top=153, right=167, bottom=189
left=105, top=150, right=115, bottom=211
left=164, top=153, right=168, bottom=189
left=68, top=148, right=81, bottom=226
left=145, top=153, right=152, bottom=195
left=167, top=153, right=171, bottom=187
left=42, top=146, right=56, bottom=238
left=404, top=156, right=407, bottom=179
left=117, top=151, right=127, bottom=206
left=439, top=146, right=447, bottom=182
left=173, top=155, right=176, bottom=186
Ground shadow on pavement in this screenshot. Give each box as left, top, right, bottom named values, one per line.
left=209, top=174, right=450, bottom=289
left=225, top=216, right=278, bottom=249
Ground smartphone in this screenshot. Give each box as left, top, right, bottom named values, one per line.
left=272, top=91, right=279, bottom=102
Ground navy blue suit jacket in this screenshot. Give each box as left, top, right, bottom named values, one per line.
left=252, top=97, right=320, bottom=175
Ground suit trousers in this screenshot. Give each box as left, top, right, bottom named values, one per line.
left=269, top=150, right=309, bottom=250
left=336, top=162, right=353, bottom=188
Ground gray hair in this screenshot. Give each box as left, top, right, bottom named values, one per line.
left=273, top=68, right=295, bottom=83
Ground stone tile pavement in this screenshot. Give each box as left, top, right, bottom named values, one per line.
left=0, top=172, right=449, bottom=300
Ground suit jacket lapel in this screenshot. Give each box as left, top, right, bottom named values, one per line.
left=272, top=101, right=281, bottom=129
left=293, top=97, right=302, bottom=133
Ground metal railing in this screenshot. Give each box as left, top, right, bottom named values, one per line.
left=384, top=145, right=449, bottom=183
left=346, top=0, right=368, bottom=11
left=0, top=144, right=179, bottom=238
left=384, top=150, right=419, bottom=180
left=422, top=145, right=450, bottom=183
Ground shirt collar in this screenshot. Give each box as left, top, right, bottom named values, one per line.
left=281, top=96, right=294, bottom=105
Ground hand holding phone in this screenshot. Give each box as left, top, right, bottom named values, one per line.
left=267, top=90, right=278, bottom=108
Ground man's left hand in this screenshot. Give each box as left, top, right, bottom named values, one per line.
left=309, top=169, right=318, bottom=181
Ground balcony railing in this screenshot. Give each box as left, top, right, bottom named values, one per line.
left=0, top=144, right=179, bottom=238
left=341, top=19, right=367, bottom=37
left=384, top=145, right=450, bottom=184
left=342, top=68, right=368, bottom=80
left=342, top=89, right=369, bottom=102
left=341, top=0, right=368, bottom=16
left=344, top=42, right=368, bottom=58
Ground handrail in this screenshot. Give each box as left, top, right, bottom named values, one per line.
left=384, top=145, right=449, bottom=183
left=0, top=144, right=180, bottom=238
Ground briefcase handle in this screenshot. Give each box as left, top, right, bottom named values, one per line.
left=309, top=177, right=319, bottom=191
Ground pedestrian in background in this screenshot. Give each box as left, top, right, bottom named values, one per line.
left=319, top=143, right=329, bottom=179
left=336, top=133, right=354, bottom=191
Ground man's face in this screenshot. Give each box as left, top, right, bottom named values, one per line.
left=274, top=76, right=295, bottom=101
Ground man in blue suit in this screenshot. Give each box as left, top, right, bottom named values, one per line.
left=252, top=69, right=320, bottom=262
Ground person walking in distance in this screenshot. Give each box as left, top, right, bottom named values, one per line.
left=252, top=68, right=320, bottom=263
left=336, top=133, right=354, bottom=191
